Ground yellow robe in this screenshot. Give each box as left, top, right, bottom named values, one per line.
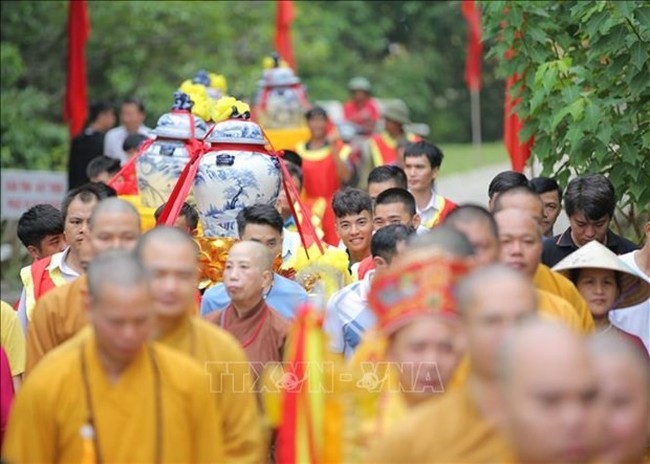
left=534, top=264, right=595, bottom=332
left=25, top=275, right=88, bottom=375
left=363, top=383, right=512, bottom=463
left=3, top=328, right=223, bottom=463
left=537, top=289, right=585, bottom=333
left=157, top=314, right=264, bottom=462
left=1, top=300, right=25, bottom=376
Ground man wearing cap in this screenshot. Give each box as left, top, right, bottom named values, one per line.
left=296, top=106, right=355, bottom=245
left=343, top=77, right=381, bottom=136
left=365, top=264, right=538, bottom=462
left=367, top=100, right=420, bottom=168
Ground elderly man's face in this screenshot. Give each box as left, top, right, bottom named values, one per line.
left=503, top=337, right=599, bottom=464
left=496, top=211, right=543, bottom=279
left=223, top=245, right=270, bottom=309
left=592, top=353, right=650, bottom=463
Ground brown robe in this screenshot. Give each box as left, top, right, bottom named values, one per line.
left=205, top=299, right=290, bottom=380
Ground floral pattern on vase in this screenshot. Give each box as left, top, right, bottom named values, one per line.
left=194, top=149, right=281, bottom=237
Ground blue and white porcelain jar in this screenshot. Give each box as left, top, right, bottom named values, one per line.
left=136, top=111, right=208, bottom=208
left=194, top=119, right=281, bottom=237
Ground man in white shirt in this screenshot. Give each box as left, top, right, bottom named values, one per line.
left=104, top=97, right=151, bottom=165
left=609, top=219, right=649, bottom=353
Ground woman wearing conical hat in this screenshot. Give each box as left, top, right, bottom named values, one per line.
left=553, top=240, right=649, bottom=356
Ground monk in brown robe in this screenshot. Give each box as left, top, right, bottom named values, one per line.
left=206, top=240, right=291, bottom=383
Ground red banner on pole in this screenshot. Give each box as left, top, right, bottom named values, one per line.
left=504, top=73, right=533, bottom=172
left=64, top=0, right=90, bottom=138
left=461, top=0, right=482, bottom=92
left=275, top=0, right=296, bottom=70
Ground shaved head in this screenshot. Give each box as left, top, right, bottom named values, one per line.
left=587, top=333, right=650, bottom=464
left=89, top=197, right=140, bottom=230
left=87, top=250, right=148, bottom=304
left=493, top=186, right=544, bottom=225
left=136, top=225, right=198, bottom=261
left=231, top=240, right=274, bottom=271
left=498, top=319, right=599, bottom=464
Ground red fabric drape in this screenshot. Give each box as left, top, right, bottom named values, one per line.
left=461, top=0, right=482, bottom=92
left=504, top=73, right=533, bottom=172
left=63, top=0, right=90, bottom=138
left=275, top=0, right=296, bottom=70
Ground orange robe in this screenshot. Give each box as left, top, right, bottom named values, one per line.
left=157, top=314, right=264, bottom=462
left=25, top=275, right=88, bottom=375
left=4, top=329, right=224, bottom=463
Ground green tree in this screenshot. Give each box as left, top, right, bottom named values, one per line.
left=482, top=0, right=650, bottom=240
left=1, top=1, right=506, bottom=173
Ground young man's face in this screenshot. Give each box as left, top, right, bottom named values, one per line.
left=368, top=180, right=399, bottom=202
left=335, top=210, right=373, bottom=256
left=31, top=233, right=66, bottom=260
left=307, top=115, right=328, bottom=140
left=120, top=103, right=145, bottom=132
left=539, top=190, right=561, bottom=236
left=569, top=211, right=610, bottom=247
left=373, top=202, right=420, bottom=231
left=240, top=223, right=283, bottom=259
left=404, top=155, right=438, bottom=193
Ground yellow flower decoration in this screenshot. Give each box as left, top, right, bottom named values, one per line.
left=209, top=73, right=228, bottom=93
left=287, top=246, right=352, bottom=302
left=263, top=55, right=290, bottom=70
left=178, top=80, right=213, bottom=122
left=211, top=96, right=251, bottom=122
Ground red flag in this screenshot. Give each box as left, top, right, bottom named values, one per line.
left=461, top=0, right=482, bottom=92
left=504, top=73, right=533, bottom=172
left=275, top=0, right=296, bottom=70
left=64, top=0, right=90, bottom=138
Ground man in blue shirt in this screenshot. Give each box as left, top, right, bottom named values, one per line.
left=201, top=205, right=308, bottom=320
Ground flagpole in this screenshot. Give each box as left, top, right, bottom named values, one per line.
left=470, top=88, right=482, bottom=162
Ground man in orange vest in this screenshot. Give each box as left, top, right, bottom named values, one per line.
left=367, top=100, right=420, bottom=168
left=404, top=140, right=457, bottom=229
left=296, top=106, right=355, bottom=245
left=17, top=183, right=115, bottom=331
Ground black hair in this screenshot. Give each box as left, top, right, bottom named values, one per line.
left=61, top=183, right=117, bottom=221
left=374, top=188, right=417, bottom=217
left=122, top=133, right=147, bottom=152
left=236, top=204, right=284, bottom=236
left=492, top=185, right=542, bottom=213
left=122, top=96, right=145, bottom=113
left=332, top=187, right=373, bottom=218
left=444, top=204, right=499, bottom=239
left=154, top=202, right=200, bottom=231
left=403, top=140, right=444, bottom=169
left=488, top=171, right=529, bottom=199
left=371, top=224, right=415, bottom=264
left=305, top=106, right=328, bottom=120
left=530, top=176, right=563, bottom=203
left=281, top=149, right=303, bottom=168
left=564, top=173, right=616, bottom=220
left=86, top=156, right=121, bottom=180
left=284, top=162, right=304, bottom=190
left=87, top=101, right=114, bottom=125
left=17, top=204, right=64, bottom=249
left=367, top=165, right=407, bottom=190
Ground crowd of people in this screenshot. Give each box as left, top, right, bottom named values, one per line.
left=1, top=76, right=649, bottom=463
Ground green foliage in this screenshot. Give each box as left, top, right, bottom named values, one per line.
left=482, top=0, right=650, bottom=240
left=1, top=1, right=506, bottom=173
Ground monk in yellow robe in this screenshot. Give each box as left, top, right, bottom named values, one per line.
left=3, top=250, right=223, bottom=463
left=498, top=320, right=602, bottom=463
left=495, top=209, right=592, bottom=334
left=137, top=226, right=264, bottom=462
left=491, top=186, right=595, bottom=330
left=365, top=264, right=537, bottom=462
left=25, top=198, right=141, bottom=374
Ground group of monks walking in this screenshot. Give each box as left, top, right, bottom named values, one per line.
left=1, top=75, right=649, bottom=463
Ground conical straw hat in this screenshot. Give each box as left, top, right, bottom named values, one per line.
left=552, top=241, right=649, bottom=309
